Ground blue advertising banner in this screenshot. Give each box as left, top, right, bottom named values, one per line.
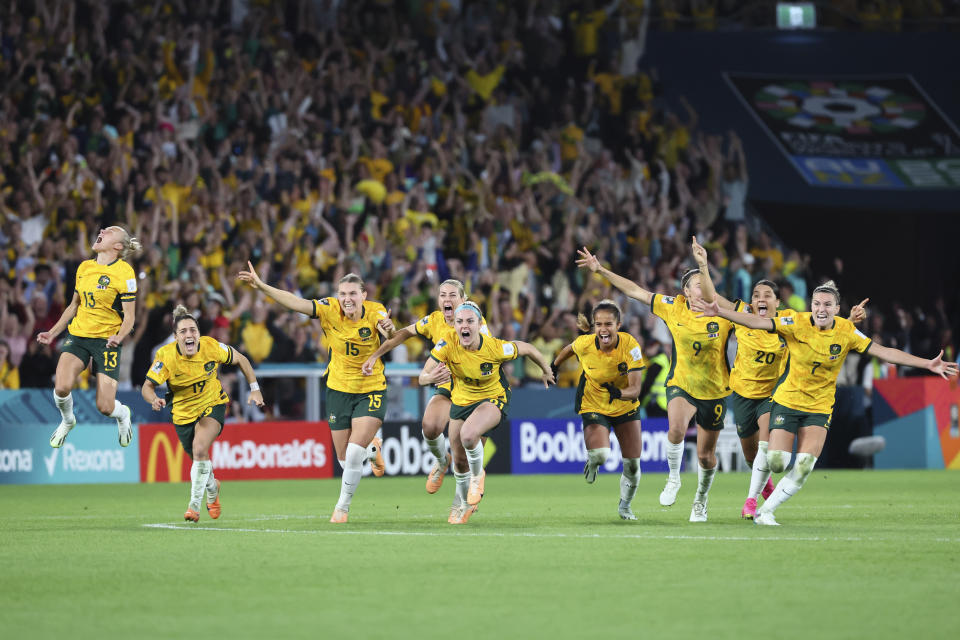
left=726, top=73, right=960, bottom=189
left=510, top=417, right=677, bottom=475
left=0, top=424, right=140, bottom=485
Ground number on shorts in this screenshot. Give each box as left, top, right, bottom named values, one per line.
left=192, top=380, right=207, bottom=394
left=713, top=402, right=723, bottom=425
left=345, top=342, right=360, bottom=356
left=754, top=350, right=775, bottom=364
left=692, top=341, right=702, bottom=356
left=368, top=393, right=382, bottom=410
left=102, top=351, right=118, bottom=368
left=811, top=361, right=822, bottom=375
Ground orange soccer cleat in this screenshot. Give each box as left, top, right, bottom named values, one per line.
left=449, top=503, right=478, bottom=525
left=426, top=454, right=451, bottom=494
left=206, top=480, right=222, bottom=519
left=466, top=469, right=485, bottom=506
left=184, top=509, right=200, bottom=523
left=330, top=508, right=349, bottom=524
left=369, top=437, right=385, bottom=477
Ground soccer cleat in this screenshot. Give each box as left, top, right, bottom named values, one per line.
left=689, top=500, right=708, bottom=522
left=49, top=415, right=77, bottom=448
left=449, top=503, right=478, bottom=525
left=426, top=454, right=451, bottom=494
left=755, top=511, right=780, bottom=526
left=206, top=480, right=222, bottom=519
left=184, top=509, right=200, bottom=523
left=448, top=502, right=461, bottom=524
left=761, top=477, right=775, bottom=500
left=117, top=405, right=133, bottom=447
left=741, top=497, right=758, bottom=520
left=467, top=470, right=485, bottom=505
left=330, top=508, right=349, bottom=524
left=659, top=478, right=681, bottom=506
left=583, top=460, right=599, bottom=484
left=369, top=437, right=385, bottom=477
left=618, top=499, right=637, bottom=521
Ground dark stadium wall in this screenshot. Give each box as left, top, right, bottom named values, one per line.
left=644, top=30, right=960, bottom=213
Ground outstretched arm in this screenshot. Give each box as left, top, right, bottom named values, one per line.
left=516, top=340, right=556, bottom=388
left=848, top=298, right=868, bottom=324
left=237, top=260, right=314, bottom=316
left=362, top=324, right=417, bottom=375
left=866, top=345, right=958, bottom=379
left=576, top=247, right=653, bottom=305
left=692, top=235, right=735, bottom=310
left=692, top=298, right=773, bottom=331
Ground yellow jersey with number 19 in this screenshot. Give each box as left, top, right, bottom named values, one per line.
left=729, top=302, right=792, bottom=399
left=312, top=297, right=388, bottom=394
left=651, top=293, right=734, bottom=400
left=146, top=336, right=233, bottom=425
left=430, top=334, right=518, bottom=406
left=68, top=258, right=137, bottom=338
left=772, top=313, right=872, bottom=414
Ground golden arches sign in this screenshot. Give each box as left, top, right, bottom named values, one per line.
left=145, top=430, right=185, bottom=483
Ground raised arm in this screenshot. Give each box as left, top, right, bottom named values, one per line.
left=691, top=297, right=773, bottom=331
left=232, top=349, right=266, bottom=408
left=692, top=235, right=735, bottom=310
left=237, top=260, right=314, bottom=316
left=576, top=247, right=653, bottom=305
left=361, top=324, right=418, bottom=375
left=848, top=298, right=868, bottom=324
left=516, top=340, right=556, bottom=388
left=866, top=345, right=958, bottom=380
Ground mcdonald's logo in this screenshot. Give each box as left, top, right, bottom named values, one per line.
left=139, top=425, right=188, bottom=483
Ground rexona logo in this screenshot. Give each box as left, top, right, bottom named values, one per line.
left=0, top=448, right=33, bottom=473
left=511, top=417, right=674, bottom=474
left=139, top=421, right=333, bottom=482
left=44, top=445, right=124, bottom=475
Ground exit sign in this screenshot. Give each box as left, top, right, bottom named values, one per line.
left=777, top=3, right=816, bottom=29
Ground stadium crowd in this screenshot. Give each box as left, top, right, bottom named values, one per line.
left=0, top=1, right=955, bottom=418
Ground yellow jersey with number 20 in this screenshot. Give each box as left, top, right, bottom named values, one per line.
left=729, top=302, right=793, bottom=399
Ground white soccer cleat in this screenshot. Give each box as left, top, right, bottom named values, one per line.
left=618, top=499, right=637, bottom=521
left=117, top=405, right=133, bottom=447
left=689, top=500, right=708, bottom=522
left=754, top=511, right=780, bottom=526
left=659, top=478, right=681, bottom=506
left=49, top=415, right=77, bottom=448
left=583, top=460, right=599, bottom=484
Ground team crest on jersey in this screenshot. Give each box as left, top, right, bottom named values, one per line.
left=204, top=361, right=216, bottom=374
left=480, top=362, right=494, bottom=376
left=358, top=327, right=372, bottom=340
left=97, top=275, right=111, bottom=290
left=706, top=321, right=720, bottom=338
left=618, top=362, right=628, bottom=375
left=830, top=344, right=841, bottom=355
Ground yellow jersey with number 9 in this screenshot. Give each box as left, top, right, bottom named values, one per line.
left=430, top=334, right=518, bottom=406
left=772, top=313, right=872, bottom=414
left=651, top=293, right=734, bottom=400
left=146, top=336, right=233, bottom=425
left=312, top=297, right=388, bottom=394
left=729, top=302, right=792, bottom=399
left=68, top=258, right=137, bottom=338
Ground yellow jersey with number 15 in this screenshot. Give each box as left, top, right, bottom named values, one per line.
left=430, top=334, right=518, bottom=406
left=68, top=258, right=137, bottom=338
left=651, top=293, right=734, bottom=400
left=146, top=336, right=233, bottom=425
left=312, top=297, right=388, bottom=394
left=772, top=313, right=872, bottom=414
left=729, top=302, right=792, bottom=399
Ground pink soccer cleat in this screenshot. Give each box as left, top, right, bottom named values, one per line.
left=741, top=498, right=758, bottom=520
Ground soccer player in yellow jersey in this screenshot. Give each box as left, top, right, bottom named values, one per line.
left=40, top=226, right=141, bottom=449
left=141, top=306, right=264, bottom=522
left=577, top=239, right=735, bottom=522
left=694, top=280, right=957, bottom=525
left=418, top=302, right=554, bottom=524
left=238, top=264, right=395, bottom=524
left=361, top=279, right=490, bottom=511
left=552, top=300, right=646, bottom=520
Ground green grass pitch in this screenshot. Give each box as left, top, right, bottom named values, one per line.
left=1, top=470, right=957, bottom=639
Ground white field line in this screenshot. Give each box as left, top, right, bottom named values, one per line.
left=141, top=523, right=960, bottom=543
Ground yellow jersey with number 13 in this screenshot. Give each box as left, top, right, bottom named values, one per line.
left=312, top=297, right=388, bottom=394
left=68, top=258, right=137, bottom=338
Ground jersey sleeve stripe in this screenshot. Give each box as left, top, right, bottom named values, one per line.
left=428, top=353, right=442, bottom=362
left=226, top=346, right=234, bottom=365
left=628, top=366, right=646, bottom=372
left=857, top=338, right=873, bottom=354
left=311, top=299, right=320, bottom=319
left=145, top=373, right=164, bottom=385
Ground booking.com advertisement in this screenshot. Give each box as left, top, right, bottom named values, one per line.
left=510, top=417, right=676, bottom=474
left=0, top=423, right=141, bottom=485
